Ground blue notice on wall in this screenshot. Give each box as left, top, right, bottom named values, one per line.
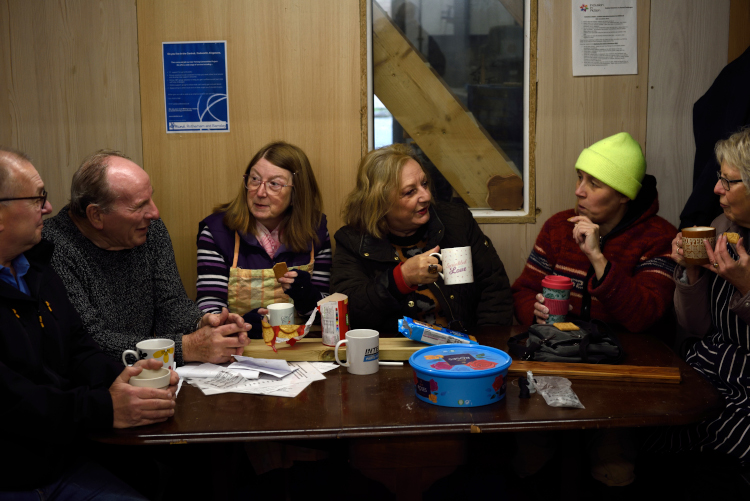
left=163, top=41, right=229, bottom=133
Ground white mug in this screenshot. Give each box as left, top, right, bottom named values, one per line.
left=334, top=329, right=379, bottom=375
left=430, top=246, right=473, bottom=285
left=122, top=338, right=175, bottom=371
left=267, top=302, right=295, bottom=326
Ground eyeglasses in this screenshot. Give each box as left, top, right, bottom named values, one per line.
left=244, top=174, right=293, bottom=194
left=716, top=171, right=744, bottom=191
left=0, top=189, right=48, bottom=210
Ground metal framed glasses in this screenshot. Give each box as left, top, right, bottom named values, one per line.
left=244, top=174, right=293, bottom=194
left=716, top=171, right=743, bottom=191
left=0, top=189, right=48, bottom=209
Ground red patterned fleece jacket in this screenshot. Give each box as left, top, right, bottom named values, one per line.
left=512, top=177, right=677, bottom=332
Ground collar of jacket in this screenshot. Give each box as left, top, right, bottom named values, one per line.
left=0, top=240, right=54, bottom=302
left=601, top=174, right=659, bottom=247
left=356, top=205, right=445, bottom=262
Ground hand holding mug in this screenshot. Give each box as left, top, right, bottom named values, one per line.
left=401, top=246, right=442, bottom=287
left=533, top=293, right=549, bottom=324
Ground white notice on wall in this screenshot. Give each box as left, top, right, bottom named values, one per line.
left=571, top=0, right=637, bottom=76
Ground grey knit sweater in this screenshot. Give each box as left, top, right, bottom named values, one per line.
left=42, top=207, right=202, bottom=365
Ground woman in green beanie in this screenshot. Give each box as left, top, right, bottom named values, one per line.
left=512, top=132, right=678, bottom=332
left=510, top=132, right=679, bottom=489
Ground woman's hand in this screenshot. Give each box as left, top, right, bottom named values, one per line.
left=533, top=293, right=549, bottom=324
left=401, top=246, right=442, bottom=287
left=704, top=234, right=750, bottom=296
left=532, top=293, right=572, bottom=324
left=569, top=216, right=608, bottom=279
left=278, top=271, right=298, bottom=292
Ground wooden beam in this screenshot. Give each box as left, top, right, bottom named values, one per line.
left=498, top=0, right=524, bottom=26
left=372, top=2, right=522, bottom=209
left=509, top=360, right=682, bottom=384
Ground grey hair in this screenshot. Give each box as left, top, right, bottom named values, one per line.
left=0, top=148, right=32, bottom=201
left=69, top=149, right=131, bottom=219
left=716, top=127, right=750, bottom=191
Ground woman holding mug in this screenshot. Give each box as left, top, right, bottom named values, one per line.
left=196, top=141, right=331, bottom=336
left=330, top=143, right=512, bottom=332
left=656, top=127, right=750, bottom=463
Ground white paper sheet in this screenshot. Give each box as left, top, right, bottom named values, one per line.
left=177, top=362, right=259, bottom=379
left=309, top=362, right=339, bottom=374
left=572, top=0, right=637, bottom=76
left=231, top=356, right=298, bottom=377
left=188, top=361, right=325, bottom=397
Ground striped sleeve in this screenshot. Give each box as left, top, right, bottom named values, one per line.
left=196, top=222, right=229, bottom=314
left=311, top=226, right=332, bottom=298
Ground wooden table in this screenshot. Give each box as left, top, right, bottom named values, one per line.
left=93, top=325, right=722, bottom=445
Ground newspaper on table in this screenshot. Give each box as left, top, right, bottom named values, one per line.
left=184, top=360, right=326, bottom=398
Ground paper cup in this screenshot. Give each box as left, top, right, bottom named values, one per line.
left=541, top=276, right=574, bottom=324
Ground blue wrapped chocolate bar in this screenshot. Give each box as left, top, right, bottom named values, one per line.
left=398, top=316, right=478, bottom=346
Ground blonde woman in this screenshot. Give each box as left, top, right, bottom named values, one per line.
left=330, top=143, right=512, bottom=332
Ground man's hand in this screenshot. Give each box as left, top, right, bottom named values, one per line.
left=110, top=359, right=176, bottom=429
left=183, top=311, right=251, bottom=363
left=199, top=307, right=252, bottom=331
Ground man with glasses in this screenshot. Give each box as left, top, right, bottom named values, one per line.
left=0, top=148, right=178, bottom=496
left=42, top=150, right=251, bottom=366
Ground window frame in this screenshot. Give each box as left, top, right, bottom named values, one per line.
left=362, top=0, right=537, bottom=223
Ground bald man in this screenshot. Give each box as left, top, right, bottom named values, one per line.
left=42, top=150, right=251, bottom=366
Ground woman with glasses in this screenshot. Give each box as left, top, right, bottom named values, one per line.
left=196, top=141, right=330, bottom=337
left=660, top=127, right=750, bottom=465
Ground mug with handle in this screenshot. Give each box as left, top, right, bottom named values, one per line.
left=122, top=338, right=175, bottom=371
left=334, top=329, right=379, bottom=375
left=429, top=246, right=473, bottom=285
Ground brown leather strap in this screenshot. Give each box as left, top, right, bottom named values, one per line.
left=232, top=232, right=241, bottom=268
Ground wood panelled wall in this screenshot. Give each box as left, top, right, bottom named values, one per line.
left=136, top=0, right=362, bottom=297
left=0, top=0, right=742, bottom=304
left=483, top=0, right=652, bottom=283
left=0, top=0, right=143, bottom=214
left=645, top=1, right=729, bottom=228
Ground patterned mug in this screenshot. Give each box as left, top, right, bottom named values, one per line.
left=122, top=338, right=175, bottom=371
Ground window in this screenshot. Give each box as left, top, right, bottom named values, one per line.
left=369, top=0, right=536, bottom=222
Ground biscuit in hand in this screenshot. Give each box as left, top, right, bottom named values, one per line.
left=273, top=262, right=288, bottom=280
left=724, top=232, right=740, bottom=244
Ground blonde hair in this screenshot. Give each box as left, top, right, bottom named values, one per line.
left=215, top=141, right=322, bottom=253
left=341, top=144, right=430, bottom=239
left=716, top=127, right=750, bottom=190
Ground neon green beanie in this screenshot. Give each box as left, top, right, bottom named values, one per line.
left=575, top=132, right=645, bottom=200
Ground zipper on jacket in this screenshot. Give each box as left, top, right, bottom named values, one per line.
left=432, top=282, right=466, bottom=332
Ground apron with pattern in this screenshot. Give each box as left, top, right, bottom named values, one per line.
left=227, top=232, right=315, bottom=321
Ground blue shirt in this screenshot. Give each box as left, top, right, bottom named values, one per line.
left=0, top=254, right=30, bottom=295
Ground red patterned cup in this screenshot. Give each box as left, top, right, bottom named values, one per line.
left=541, top=276, right=574, bottom=324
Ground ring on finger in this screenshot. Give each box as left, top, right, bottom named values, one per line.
left=428, top=264, right=438, bottom=274
left=713, top=262, right=719, bottom=268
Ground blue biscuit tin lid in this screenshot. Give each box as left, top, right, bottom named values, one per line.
left=409, top=344, right=511, bottom=378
